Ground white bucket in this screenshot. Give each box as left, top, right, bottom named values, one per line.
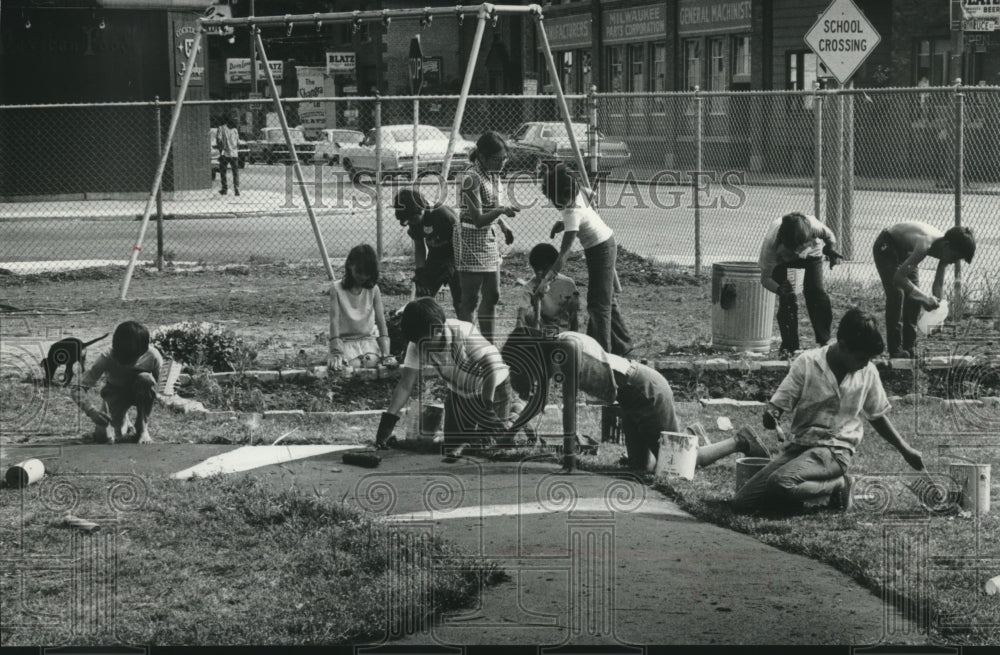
left=655, top=431, right=699, bottom=480
left=5, top=458, right=45, bottom=488
left=949, top=462, right=991, bottom=515
left=917, top=298, right=949, bottom=335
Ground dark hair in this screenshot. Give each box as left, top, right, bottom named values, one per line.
left=942, top=226, right=976, bottom=264
left=529, top=243, right=559, bottom=271
left=836, top=308, right=885, bottom=359
left=112, top=320, right=150, bottom=364
left=226, top=115, right=238, bottom=129
left=400, top=297, right=446, bottom=344
left=470, top=131, right=507, bottom=164
left=393, top=188, right=428, bottom=226
left=776, top=212, right=812, bottom=251
left=343, top=244, right=379, bottom=290
left=422, top=205, right=455, bottom=243
left=500, top=326, right=554, bottom=401
left=541, top=162, right=578, bottom=209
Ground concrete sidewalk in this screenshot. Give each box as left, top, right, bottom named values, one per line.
left=0, top=441, right=923, bottom=646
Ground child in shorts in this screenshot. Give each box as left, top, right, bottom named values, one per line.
left=71, top=320, right=163, bottom=444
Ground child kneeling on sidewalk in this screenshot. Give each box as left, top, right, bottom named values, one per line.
left=732, top=308, right=925, bottom=512
left=500, top=327, right=771, bottom=473
left=71, top=320, right=163, bottom=444
left=374, top=298, right=513, bottom=452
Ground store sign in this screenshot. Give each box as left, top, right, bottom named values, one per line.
left=297, top=66, right=327, bottom=134
left=955, top=0, right=1000, bottom=31
left=326, top=52, right=356, bottom=74
left=226, top=58, right=252, bottom=84
left=173, top=21, right=204, bottom=87
left=202, top=2, right=234, bottom=36
left=804, top=0, right=880, bottom=85
left=678, top=0, right=752, bottom=36
left=603, top=3, right=668, bottom=44
left=256, top=60, right=284, bottom=82
left=541, top=14, right=592, bottom=49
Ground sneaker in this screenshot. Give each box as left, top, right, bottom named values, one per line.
left=234, top=189, right=240, bottom=196
left=685, top=422, right=709, bottom=446
left=735, top=426, right=771, bottom=458
left=220, top=188, right=227, bottom=195
left=829, top=474, right=853, bottom=511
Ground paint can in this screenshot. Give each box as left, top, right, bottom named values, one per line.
left=5, top=458, right=45, bottom=488
left=655, top=431, right=698, bottom=480
left=735, top=457, right=771, bottom=491
left=949, top=462, right=991, bottom=515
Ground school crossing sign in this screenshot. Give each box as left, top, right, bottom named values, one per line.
left=804, top=0, right=881, bottom=85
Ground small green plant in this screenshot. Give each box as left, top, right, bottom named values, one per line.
left=152, top=321, right=257, bottom=372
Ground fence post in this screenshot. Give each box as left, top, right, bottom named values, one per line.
left=694, top=85, right=703, bottom=278
left=826, top=83, right=843, bottom=247
left=813, top=83, right=823, bottom=222
left=375, top=94, right=383, bottom=261
left=412, top=97, right=419, bottom=181
left=154, top=96, right=164, bottom=272
left=953, top=78, right=965, bottom=315
left=587, top=84, right=598, bottom=186
left=842, top=81, right=854, bottom=260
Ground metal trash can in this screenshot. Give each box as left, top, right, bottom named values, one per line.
left=711, top=261, right=784, bottom=353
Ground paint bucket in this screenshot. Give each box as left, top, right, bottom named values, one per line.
left=655, top=431, right=698, bottom=480
left=5, top=458, right=45, bottom=488
left=949, top=462, right=991, bottom=515
left=735, top=457, right=771, bottom=491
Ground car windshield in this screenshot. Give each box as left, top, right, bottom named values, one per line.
left=265, top=129, right=305, bottom=143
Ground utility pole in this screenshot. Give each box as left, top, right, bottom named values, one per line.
left=250, top=0, right=258, bottom=96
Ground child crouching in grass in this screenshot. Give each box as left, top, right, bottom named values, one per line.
left=374, top=298, right=513, bottom=453
left=71, top=320, right=162, bottom=444
left=732, top=308, right=925, bottom=512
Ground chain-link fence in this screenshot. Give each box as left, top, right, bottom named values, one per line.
left=2, top=88, right=997, bottom=301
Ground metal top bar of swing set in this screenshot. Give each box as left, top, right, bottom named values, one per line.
left=200, top=4, right=543, bottom=29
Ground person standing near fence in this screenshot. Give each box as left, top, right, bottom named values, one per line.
left=539, top=163, right=632, bottom=356
left=216, top=116, right=240, bottom=196
left=393, top=189, right=462, bottom=314
left=873, top=222, right=976, bottom=358
left=759, top=212, right=843, bottom=358
left=456, top=131, right=519, bottom=344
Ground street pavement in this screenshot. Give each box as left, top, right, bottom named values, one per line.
left=2, top=169, right=998, bottom=286
left=0, top=441, right=924, bottom=646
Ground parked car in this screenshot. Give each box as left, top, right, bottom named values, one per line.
left=506, top=122, right=631, bottom=178
left=209, top=127, right=249, bottom=172
left=247, top=126, right=317, bottom=164
left=339, top=124, right=475, bottom=182
left=312, top=128, right=365, bottom=165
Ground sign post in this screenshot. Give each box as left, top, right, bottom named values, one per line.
left=805, top=0, right=881, bottom=259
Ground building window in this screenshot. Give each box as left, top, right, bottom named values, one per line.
left=652, top=42, right=667, bottom=113
left=581, top=51, right=592, bottom=92
left=708, top=37, right=727, bottom=114
left=560, top=50, right=576, bottom=93
left=628, top=43, right=645, bottom=91
left=683, top=39, right=702, bottom=91
left=733, top=35, right=751, bottom=80
left=608, top=45, right=625, bottom=93
left=915, top=39, right=952, bottom=86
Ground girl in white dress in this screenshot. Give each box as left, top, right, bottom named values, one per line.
left=328, top=244, right=395, bottom=371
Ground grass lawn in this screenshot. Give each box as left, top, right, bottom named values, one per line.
left=0, top=473, right=506, bottom=646
left=629, top=402, right=1000, bottom=647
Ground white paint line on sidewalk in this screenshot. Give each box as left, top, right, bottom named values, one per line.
left=171, top=444, right=364, bottom=480
left=388, top=496, right=689, bottom=522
